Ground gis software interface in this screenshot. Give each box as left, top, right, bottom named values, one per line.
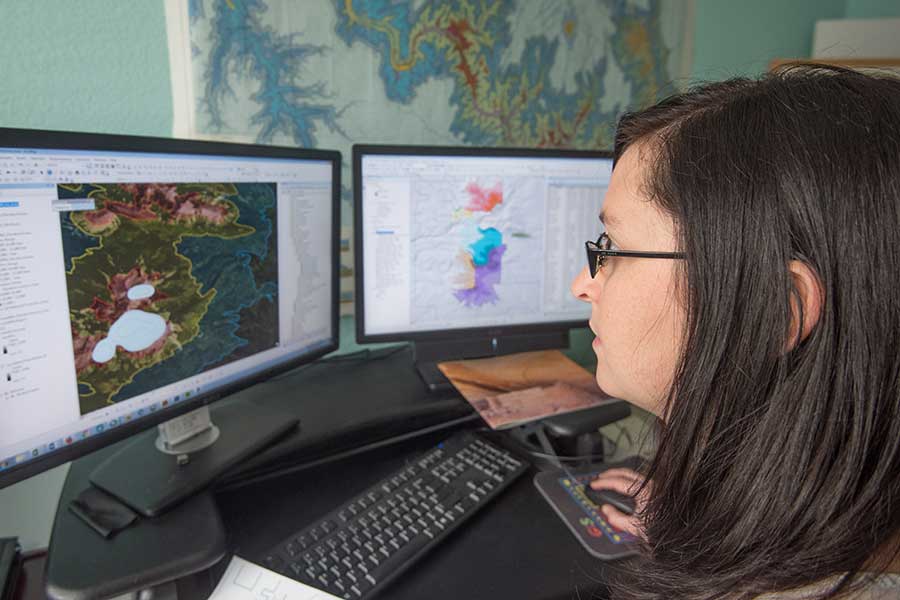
left=360, top=152, right=611, bottom=336
left=0, top=144, right=334, bottom=473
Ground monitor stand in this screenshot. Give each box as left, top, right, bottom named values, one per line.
left=413, top=330, right=570, bottom=392
left=46, top=434, right=229, bottom=600
left=90, top=400, right=298, bottom=517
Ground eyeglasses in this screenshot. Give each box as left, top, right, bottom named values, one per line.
left=585, top=232, right=685, bottom=278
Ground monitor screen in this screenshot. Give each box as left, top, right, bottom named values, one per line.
left=0, top=129, right=340, bottom=487
left=354, top=145, right=611, bottom=342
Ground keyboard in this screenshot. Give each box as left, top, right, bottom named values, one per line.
left=261, top=431, right=528, bottom=599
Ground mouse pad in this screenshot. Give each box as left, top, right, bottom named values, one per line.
left=534, top=459, right=643, bottom=560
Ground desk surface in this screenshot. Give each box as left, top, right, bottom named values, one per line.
left=44, top=345, right=622, bottom=600
left=216, top=427, right=617, bottom=600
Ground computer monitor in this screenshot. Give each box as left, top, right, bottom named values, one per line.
left=0, top=128, right=340, bottom=514
left=353, top=144, right=612, bottom=389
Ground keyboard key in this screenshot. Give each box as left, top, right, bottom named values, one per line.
left=368, top=534, right=428, bottom=582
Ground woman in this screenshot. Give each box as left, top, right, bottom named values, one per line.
left=570, top=64, right=900, bottom=599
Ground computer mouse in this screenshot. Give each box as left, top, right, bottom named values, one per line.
left=584, top=486, right=636, bottom=515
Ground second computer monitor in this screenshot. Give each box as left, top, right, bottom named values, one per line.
left=354, top=144, right=612, bottom=384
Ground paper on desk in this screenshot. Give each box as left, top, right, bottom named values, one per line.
left=438, top=350, right=612, bottom=429
left=210, top=555, right=340, bottom=600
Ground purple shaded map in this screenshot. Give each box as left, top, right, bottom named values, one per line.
left=455, top=231, right=506, bottom=306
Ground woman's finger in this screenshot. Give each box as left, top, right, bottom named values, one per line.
left=601, top=504, right=643, bottom=539
left=590, top=472, right=644, bottom=495
left=589, top=476, right=638, bottom=496
left=595, top=467, right=643, bottom=482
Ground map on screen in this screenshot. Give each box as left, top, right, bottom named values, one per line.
left=58, top=182, right=279, bottom=415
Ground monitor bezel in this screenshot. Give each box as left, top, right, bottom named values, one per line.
left=0, top=127, right=342, bottom=488
left=353, top=143, right=612, bottom=345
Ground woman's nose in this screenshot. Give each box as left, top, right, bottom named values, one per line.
left=570, top=266, right=593, bottom=303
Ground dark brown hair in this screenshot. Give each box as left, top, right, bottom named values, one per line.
left=608, top=65, right=900, bottom=599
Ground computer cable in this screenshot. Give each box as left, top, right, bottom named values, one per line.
left=525, top=448, right=612, bottom=464
left=266, top=345, right=408, bottom=382
left=319, top=345, right=407, bottom=364
left=217, top=412, right=481, bottom=491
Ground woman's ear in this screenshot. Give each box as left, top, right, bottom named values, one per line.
left=786, top=260, right=824, bottom=351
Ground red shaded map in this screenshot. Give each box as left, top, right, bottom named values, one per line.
left=88, top=266, right=166, bottom=324
left=464, top=182, right=503, bottom=212
left=119, top=184, right=228, bottom=223
left=72, top=265, right=169, bottom=371
left=82, top=184, right=230, bottom=232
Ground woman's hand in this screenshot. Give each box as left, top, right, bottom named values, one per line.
left=590, top=467, right=650, bottom=539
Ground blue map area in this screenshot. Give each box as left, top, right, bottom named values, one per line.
left=333, top=2, right=465, bottom=105
left=469, top=227, right=503, bottom=266
left=201, top=0, right=345, bottom=147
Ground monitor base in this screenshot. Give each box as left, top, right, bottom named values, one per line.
left=46, top=444, right=228, bottom=600
left=90, top=400, right=298, bottom=517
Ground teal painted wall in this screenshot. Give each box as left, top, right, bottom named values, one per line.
left=844, top=0, right=900, bottom=18
left=691, top=0, right=900, bottom=80
left=0, top=1, right=171, bottom=136
left=690, top=0, right=846, bottom=79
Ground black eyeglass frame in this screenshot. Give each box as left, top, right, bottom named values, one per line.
left=585, top=232, right=685, bottom=277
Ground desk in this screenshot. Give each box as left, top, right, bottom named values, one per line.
left=44, top=347, right=621, bottom=600
left=216, top=428, right=617, bottom=600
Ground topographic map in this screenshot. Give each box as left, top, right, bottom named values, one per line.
left=409, top=174, right=544, bottom=326
left=166, top=0, right=690, bottom=304
left=60, top=183, right=278, bottom=415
